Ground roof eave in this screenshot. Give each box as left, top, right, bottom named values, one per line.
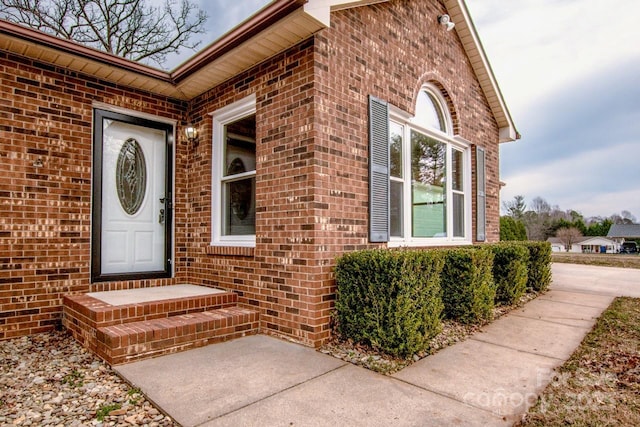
left=0, top=20, right=171, bottom=81
left=443, top=0, right=519, bottom=143
left=0, top=0, right=325, bottom=101
left=0, top=0, right=521, bottom=133
left=171, top=0, right=308, bottom=82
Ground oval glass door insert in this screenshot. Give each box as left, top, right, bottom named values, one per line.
left=116, top=138, right=147, bottom=215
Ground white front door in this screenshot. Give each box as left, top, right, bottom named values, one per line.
left=92, top=109, right=173, bottom=281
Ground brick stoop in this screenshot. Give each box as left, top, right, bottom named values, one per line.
left=96, top=307, right=259, bottom=365
left=63, top=289, right=259, bottom=365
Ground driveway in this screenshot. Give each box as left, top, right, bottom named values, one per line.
left=551, top=262, right=640, bottom=297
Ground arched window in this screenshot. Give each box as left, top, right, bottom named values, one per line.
left=414, top=89, right=447, bottom=132
left=388, top=85, right=471, bottom=244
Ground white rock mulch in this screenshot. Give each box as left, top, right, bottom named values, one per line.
left=0, top=330, right=176, bottom=427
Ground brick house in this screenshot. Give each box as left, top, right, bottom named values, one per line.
left=0, top=0, right=517, bottom=359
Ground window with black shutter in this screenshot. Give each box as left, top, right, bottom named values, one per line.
left=368, top=96, right=390, bottom=243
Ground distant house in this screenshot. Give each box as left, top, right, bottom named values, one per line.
left=607, top=224, right=640, bottom=242
left=548, top=237, right=619, bottom=253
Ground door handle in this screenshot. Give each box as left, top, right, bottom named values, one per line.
left=159, top=208, right=165, bottom=224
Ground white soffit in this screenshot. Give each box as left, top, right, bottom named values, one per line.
left=174, top=8, right=326, bottom=99
left=304, top=0, right=388, bottom=25
left=0, top=24, right=182, bottom=98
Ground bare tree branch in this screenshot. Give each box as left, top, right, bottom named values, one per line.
left=556, top=227, right=582, bottom=252
left=0, top=0, right=207, bottom=68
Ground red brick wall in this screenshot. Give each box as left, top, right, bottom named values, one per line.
left=184, top=38, right=326, bottom=345
left=1, top=0, right=502, bottom=343
left=0, top=52, right=187, bottom=339
left=300, top=0, right=501, bottom=344
left=184, top=0, right=501, bottom=347
left=313, top=0, right=501, bottom=255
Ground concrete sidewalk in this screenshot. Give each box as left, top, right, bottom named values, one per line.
left=116, top=263, right=640, bottom=426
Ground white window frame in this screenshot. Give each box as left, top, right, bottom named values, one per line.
left=210, top=94, right=257, bottom=247
left=389, top=86, right=472, bottom=247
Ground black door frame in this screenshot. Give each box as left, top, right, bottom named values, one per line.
left=91, top=108, right=174, bottom=283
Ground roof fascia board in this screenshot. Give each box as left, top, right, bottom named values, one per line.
left=0, top=19, right=172, bottom=83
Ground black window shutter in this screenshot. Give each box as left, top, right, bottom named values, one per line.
left=369, top=95, right=390, bottom=243
left=476, top=147, right=486, bottom=242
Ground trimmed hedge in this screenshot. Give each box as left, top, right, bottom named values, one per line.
left=440, top=247, right=495, bottom=324
left=489, top=243, right=529, bottom=305
left=517, top=241, right=552, bottom=291
left=333, top=242, right=552, bottom=355
left=334, top=249, right=445, bottom=357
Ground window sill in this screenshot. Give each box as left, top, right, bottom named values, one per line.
left=206, top=245, right=255, bottom=257
left=388, top=240, right=473, bottom=248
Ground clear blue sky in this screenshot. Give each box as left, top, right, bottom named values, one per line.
left=170, top=0, right=640, bottom=220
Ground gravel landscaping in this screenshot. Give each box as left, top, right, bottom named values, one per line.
left=0, top=289, right=541, bottom=425
left=0, top=330, right=176, bottom=427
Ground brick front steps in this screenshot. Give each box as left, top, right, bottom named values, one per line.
left=63, top=286, right=259, bottom=365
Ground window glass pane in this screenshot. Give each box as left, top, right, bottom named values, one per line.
left=223, top=177, right=256, bottom=235
left=452, top=149, right=463, bottom=192
left=389, top=122, right=403, bottom=178
left=222, top=113, right=256, bottom=236
left=414, top=90, right=446, bottom=132
left=411, top=130, right=446, bottom=237
left=453, top=193, right=464, bottom=237
left=476, top=148, right=486, bottom=241
left=390, top=180, right=403, bottom=237
left=452, top=149, right=464, bottom=237
left=224, top=115, right=256, bottom=177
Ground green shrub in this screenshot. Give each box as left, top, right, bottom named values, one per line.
left=441, top=247, right=495, bottom=324
left=500, top=216, right=527, bottom=241
left=517, top=241, right=552, bottom=291
left=489, top=243, right=529, bottom=305
left=335, top=249, right=445, bottom=357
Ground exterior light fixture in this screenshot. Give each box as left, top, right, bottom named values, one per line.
left=184, top=125, right=198, bottom=140
left=438, top=14, right=455, bottom=31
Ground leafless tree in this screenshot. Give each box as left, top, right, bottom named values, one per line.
left=0, top=0, right=207, bottom=68
left=620, top=210, right=637, bottom=224
left=530, top=196, right=551, bottom=215
left=556, top=227, right=582, bottom=252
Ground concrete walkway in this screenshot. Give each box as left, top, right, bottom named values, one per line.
left=115, top=263, right=640, bottom=426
